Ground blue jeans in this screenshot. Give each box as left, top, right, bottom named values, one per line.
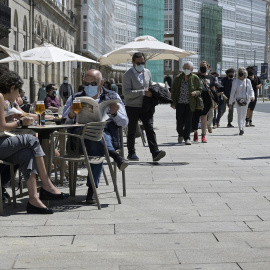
left=71, top=127, right=115, bottom=188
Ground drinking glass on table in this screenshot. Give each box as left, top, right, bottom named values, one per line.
left=71, top=100, right=82, bottom=114
left=34, top=101, right=45, bottom=125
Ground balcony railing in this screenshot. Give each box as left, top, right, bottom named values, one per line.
left=0, top=2, right=11, bottom=29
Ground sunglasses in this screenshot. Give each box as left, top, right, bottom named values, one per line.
left=135, top=62, right=145, bottom=66
left=84, top=81, right=98, bottom=86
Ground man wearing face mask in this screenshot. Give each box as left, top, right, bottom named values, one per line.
left=63, top=69, right=129, bottom=204
left=220, top=68, right=235, bottom=127
left=44, top=84, right=61, bottom=112
left=245, top=66, right=262, bottom=127
left=171, top=61, right=202, bottom=145
left=122, top=52, right=166, bottom=161
left=60, top=76, right=73, bottom=105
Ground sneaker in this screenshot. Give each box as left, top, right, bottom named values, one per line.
left=178, top=136, right=183, bottom=143
left=185, top=139, right=191, bottom=145
left=227, top=123, right=234, bottom=128
left=116, top=157, right=129, bottom=171
left=217, top=123, right=220, bottom=127
left=249, top=120, right=255, bottom=127
left=208, top=126, right=213, bottom=133
left=202, top=134, right=207, bottom=143
left=239, top=129, right=244, bottom=135
left=213, top=125, right=217, bottom=129
left=193, top=132, right=198, bottom=142
left=127, top=153, right=139, bottom=161
left=152, top=150, right=166, bottom=162
left=86, top=188, right=96, bottom=204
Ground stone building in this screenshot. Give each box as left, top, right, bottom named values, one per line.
left=1, top=0, right=78, bottom=101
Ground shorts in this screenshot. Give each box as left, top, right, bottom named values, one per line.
left=248, top=99, right=257, bottom=111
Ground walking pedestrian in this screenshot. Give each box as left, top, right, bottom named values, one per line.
left=220, top=68, right=235, bottom=127
left=122, top=52, right=166, bottom=161
left=229, top=67, right=255, bottom=135
left=59, top=76, right=73, bottom=105
left=171, top=61, right=202, bottom=145
left=245, top=66, right=262, bottom=127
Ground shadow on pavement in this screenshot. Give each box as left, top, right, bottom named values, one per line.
left=239, top=156, right=270, bottom=160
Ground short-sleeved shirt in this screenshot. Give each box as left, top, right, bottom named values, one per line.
left=178, top=78, right=189, bottom=104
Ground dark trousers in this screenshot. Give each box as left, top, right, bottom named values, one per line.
left=126, top=106, right=159, bottom=155
left=216, top=98, right=224, bottom=124
left=192, top=109, right=202, bottom=131
left=176, top=103, right=193, bottom=140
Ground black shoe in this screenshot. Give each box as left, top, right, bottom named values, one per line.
left=86, top=188, right=96, bottom=204
left=152, top=150, right=166, bottom=162
left=1, top=186, right=10, bottom=202
left=249, top=121, right=255, bottom=127
left=227, top=123, right=234, bottom=128
left=39, top=188, right=69, bottom=201
left=116, top=157, right=129, bottom=171
left=26, top=201, right=54, bottom=214
left=127, top=153, right=139, bottom=161
left=239, top=129, right=244, bottom=135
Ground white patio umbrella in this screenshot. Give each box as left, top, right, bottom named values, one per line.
left=20, top=43, right=98, bottom=83
left=99, top=35, right=196, bottom=66
left=0, top=45, right=21, bottom=62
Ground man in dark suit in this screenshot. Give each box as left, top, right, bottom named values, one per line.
left=122, top=52, right=166, bottom=162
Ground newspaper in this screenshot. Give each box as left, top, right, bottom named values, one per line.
left=75, top=96, right=120, bottom=124
left=5, top=107, right=22, bottom=117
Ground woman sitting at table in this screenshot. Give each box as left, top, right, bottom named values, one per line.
left=0, top=67, right=69, bottom=214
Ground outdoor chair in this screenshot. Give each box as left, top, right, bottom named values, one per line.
left=0, top=160, right=17, bottom=215
left=50, top=121, right=122, bottom=210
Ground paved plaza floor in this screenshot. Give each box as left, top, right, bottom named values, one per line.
left=1, top=102, right=270, bottom=270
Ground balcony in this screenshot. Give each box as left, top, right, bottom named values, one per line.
left=40, top=0, right=78, bottom=31
left=0, top=2, right=11, bottom=39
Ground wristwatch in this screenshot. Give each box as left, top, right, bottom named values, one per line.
left=17, top=119, right=23, bottom=127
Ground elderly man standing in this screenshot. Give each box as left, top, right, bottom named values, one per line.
left=122, top=52, right=166, bottom=162
left=63, top=69, right=129, bottom=204
left=171, top=61, right=202, bottom=145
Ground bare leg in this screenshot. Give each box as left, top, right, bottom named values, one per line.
left=201, top=115, right=207, bottom=135
left=35, top=156, right=61, bottom=194
left=249, top=110, right=254, bottom=121
left=246, top=108, right=251, bottom=119
left=26, top=173, right=47, bottom=208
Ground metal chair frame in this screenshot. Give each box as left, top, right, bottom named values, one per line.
left=50, top=122, right=121, bottom=210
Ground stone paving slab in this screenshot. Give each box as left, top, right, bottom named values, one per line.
left=119, top=263, right=241, bottom=270
left=1, top=104, right=270, bottom=269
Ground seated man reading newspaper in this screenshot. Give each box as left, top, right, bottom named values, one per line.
left=63, top=69, right=129, bottom=204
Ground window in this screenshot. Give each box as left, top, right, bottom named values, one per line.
left=165, top=0, right=173, bottom=10
left=165, top=60, right=172, bottom=71
left=164, top=14, right=173, bottom=32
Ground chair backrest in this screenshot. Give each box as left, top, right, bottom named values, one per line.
left=82, top=122, right=107, bottom=142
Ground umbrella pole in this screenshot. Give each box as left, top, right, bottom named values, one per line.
left=45, top=62, right=48, bottom=85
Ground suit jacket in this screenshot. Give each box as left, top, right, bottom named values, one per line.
left=122, top=68, right=152, bottom=107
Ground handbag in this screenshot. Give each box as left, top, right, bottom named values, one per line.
left=196, top=96, right=204, bottom=110
left=236, top=79, right=248, bottom=106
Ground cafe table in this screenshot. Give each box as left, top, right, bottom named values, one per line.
left=20, top=123, right=85, bottom=183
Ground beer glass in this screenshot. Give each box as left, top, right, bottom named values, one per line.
left=72, top=100, right=82, bottom=114
left=34, top=101, right=45, bottom=125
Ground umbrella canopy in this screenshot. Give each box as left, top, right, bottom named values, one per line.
left=99, top=35, right=196, bottom=66
left=20, top=43, right=97, bottom=66
left=0, top=45, right=21, bottom=62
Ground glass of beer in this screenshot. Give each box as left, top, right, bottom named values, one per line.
left=72, top=100, right=82, bottom=114
left=35, top=101, right=45, bottom=114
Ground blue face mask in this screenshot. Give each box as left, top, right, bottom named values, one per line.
left=53, top=90, right=58, bottom=97
left=84, top=85, right=98, bottom=97
left=64, top=80, right=68, bottom=84
left=135, top=64, right=144, bottom=73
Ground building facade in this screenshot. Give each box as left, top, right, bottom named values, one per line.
left=0, top=0, right=78, bottom=101
left=138, top=0, right=164, bottom=83
left=170, top=0, right=266, bottom=77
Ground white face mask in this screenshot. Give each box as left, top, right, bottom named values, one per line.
left=184, top=69, right=191, bottom=76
